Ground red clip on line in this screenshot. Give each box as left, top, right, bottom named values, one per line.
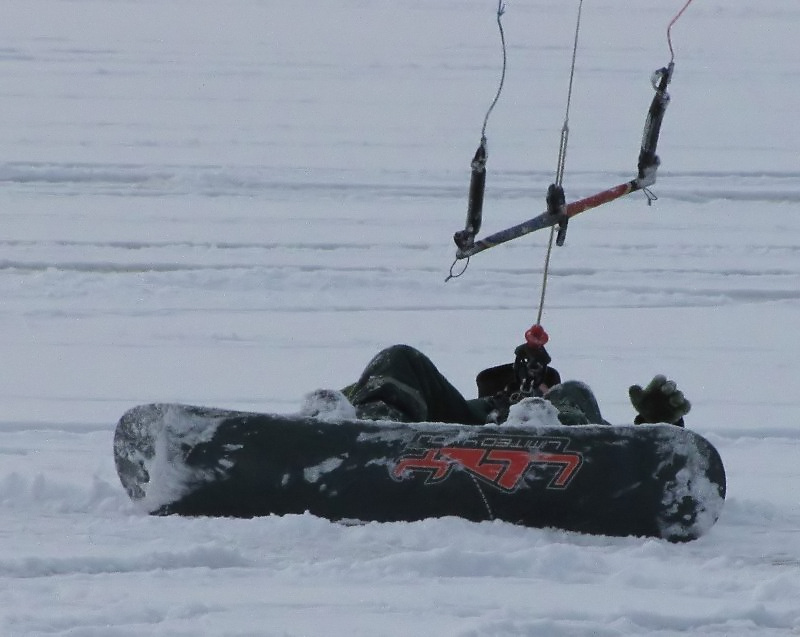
left=524, top=324, right=549, bottom=347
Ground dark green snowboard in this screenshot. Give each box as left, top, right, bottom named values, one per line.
left=114, top=402, right=725, bottom=542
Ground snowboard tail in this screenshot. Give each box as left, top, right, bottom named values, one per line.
left=114, top=403, right=726, bottom=542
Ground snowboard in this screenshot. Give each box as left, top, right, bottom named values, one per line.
left=113, top=401, right=726, bottom=542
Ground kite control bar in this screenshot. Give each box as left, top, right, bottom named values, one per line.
left=453, top=63, right=675, bottom=261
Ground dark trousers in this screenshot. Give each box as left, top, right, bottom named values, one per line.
left=344, top=345, right=488, bottom=424
left=344, top=345, right=607, bottom=426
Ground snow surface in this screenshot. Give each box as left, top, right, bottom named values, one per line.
left=2, top=0, right=799, bottom=634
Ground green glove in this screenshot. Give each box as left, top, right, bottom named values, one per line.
left=628, top=374, right=691, bottom=426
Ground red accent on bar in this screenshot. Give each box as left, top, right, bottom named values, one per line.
left=566, top=182, right=634, bottom=219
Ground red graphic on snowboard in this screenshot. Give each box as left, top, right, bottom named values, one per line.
left=393, top=435, right=583, bottom=491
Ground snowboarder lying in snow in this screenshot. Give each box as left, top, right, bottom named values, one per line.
left=336, top=329, right=690, bottom=427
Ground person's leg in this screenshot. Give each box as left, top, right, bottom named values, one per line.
left=544, top=381, right=608, bottom=425
left=344, top=345, right=486, bottom=424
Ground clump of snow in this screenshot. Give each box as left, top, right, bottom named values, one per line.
left=504, top=397, right=562, bottom=428
left=657, top=432, right=726, bottom=541
left=304, top=457, right=345, bottom=484
left=299, top=389, right=357, bottom=422
left=139, top=405, right=225, bottom=512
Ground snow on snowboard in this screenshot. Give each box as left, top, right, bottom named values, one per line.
left=113, top=397, right=725, bottom=542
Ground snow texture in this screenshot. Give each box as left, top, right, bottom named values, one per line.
left=505, top=397, right=563, bottom=427
left=653, top=427, right=722, bottom=541
left=138, top=406, right=226, bottom=512
left=304, top=457, right=346, bottom=485
left=299, top=389, right=358, bottom=422
left=2, top=0, right=800, bottom=635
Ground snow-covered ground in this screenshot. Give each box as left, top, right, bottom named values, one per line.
left=2, top=0, right=799, bottom=634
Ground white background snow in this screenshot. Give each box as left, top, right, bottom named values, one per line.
left=2, top=0, right=799, bottom=634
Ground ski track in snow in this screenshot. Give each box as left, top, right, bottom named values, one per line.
left=2, top=0, right=800, bottom=635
